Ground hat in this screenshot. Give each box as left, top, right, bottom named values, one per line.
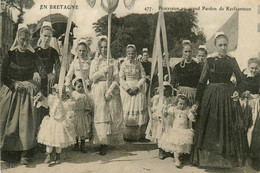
left=214, top=32, right=226, bottom=39
left=199, top=45, right=207, bottom=50
left=142, top=48, right=148, bottom=52
left=9, top=23, right=35, bottom=53
left=127, top=44, right=136, bottom=49
left=97, top=35, right=107, bottom=43
left=182, top=40, right=191, bottom=45
left=18, top=23, right=29, bottom=30
left=42, top=21, right=52, bottom=29
left=77, top=38, right=88, bottom=45
left=37, top=21, right=54, bottom=47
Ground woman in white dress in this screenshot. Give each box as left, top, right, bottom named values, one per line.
left=65, top=38, right=92, bottom=91
left=119, top=44, right=148, bottom=141
left=89, top=36, right=123, bottom=155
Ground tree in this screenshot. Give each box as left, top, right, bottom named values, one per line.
left=93, top=9, right=206, bottom=59
left=5, top=0, right=35, bottom=38
left=6, top=0, right=35, bottom=23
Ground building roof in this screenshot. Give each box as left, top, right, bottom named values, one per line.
left=206, top=11, right=239, bottom=54
left=33, top=13, right=76, bottom=38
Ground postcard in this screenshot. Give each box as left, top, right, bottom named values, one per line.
left=0, top=0, right=260, bottom=173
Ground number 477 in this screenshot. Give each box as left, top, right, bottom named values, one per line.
left=145, top=7, right=153, bottom=11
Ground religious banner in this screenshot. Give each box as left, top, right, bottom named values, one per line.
left=85, top=0, right=96, bottom=8
left=124, top=0, right=135, bottom=10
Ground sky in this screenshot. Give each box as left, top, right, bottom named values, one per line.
left=19, top=0, right=256, bottom=40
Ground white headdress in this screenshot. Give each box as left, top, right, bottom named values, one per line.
left=95, top=35, right=108, bottom=58
left=10, top=23, right=35, bottom=53
left=214, top=31, right=226, bottom=39
left=182, top=39, right=191, bottom=45
left=75, top=38, right=90, bottom=58
left=77, top=38, right=88, bottom=45
left=97, top=35, right=108, bottom=43
left=127, top=44, right=136, bottom=49
left=37, top=21, right=53, bottom=47
left=198, top=45, right=207, bottom=50
left=142, top=48, right=148, bottom=52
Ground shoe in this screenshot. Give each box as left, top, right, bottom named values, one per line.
left=80, top=140, right=87, bottom=153
left=73, top=140, right=79, bottom=151
left=99, top=145, right=107, bottom=156
left=44, top=153, right=51, bottom=164
left=20, top=157, right=28, bottom=165
left=55, top=153, right=61, bottom=164
left=73, top=144, right=79, bottom=151
left=158, top=148, right=167, bottom=160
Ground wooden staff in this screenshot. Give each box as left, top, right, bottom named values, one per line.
left=58, top=0, right=76, bottom=96
left=106, top=12, right=112, bottom=89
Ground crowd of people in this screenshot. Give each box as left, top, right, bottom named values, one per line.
left=1, top=21, right=260, bottom=171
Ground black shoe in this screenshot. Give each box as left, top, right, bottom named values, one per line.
left=80, top=140, right=87, bottom=153
left=73, top=140, right=79, bottom=151
left=73, top=144, right=79, bottom=151
left=99, top=145, right=107, bottom=156
left=55, top=153, right=61, bottom=164
left=158, top=148, right=167, bottom=160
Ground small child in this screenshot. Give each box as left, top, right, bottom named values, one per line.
left=71, top=78, right=93, bottom=153
left=158, top=95, right=197, bottom=168
left=240, top=58, right=260, bottom=143
left=241, top=58, right=260, bottom=169
left=36, top=85, right=76, bottom=164
left=145, top=82, right=175, bottom=159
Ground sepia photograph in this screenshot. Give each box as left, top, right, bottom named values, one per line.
left=0, top=0, right=260, bottom=172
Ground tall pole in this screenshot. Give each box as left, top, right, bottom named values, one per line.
left=106, top=12, right=112, bottom=89
left=58, top=0, right=76, bottom=96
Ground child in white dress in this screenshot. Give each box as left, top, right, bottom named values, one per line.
left=71, top=78, right=93, bottom=153
left=145, top=81, right=175, bottom=159
left=158, top=94, right=197, bottom=168
left=36, top=85, right=76, bottom=164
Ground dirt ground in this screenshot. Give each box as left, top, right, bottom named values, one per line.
left=1, top=142, right=259, bottom=173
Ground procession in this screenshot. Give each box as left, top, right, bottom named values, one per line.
left=0, top=0, right=260, bottom=173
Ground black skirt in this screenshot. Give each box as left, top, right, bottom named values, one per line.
left=192, top=83, right=248, bottom=168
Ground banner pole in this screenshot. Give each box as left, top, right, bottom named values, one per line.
left=106, top=12, right=112, bottom=89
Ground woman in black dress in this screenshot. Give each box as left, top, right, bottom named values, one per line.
left=35, top=21, right=60, bottom=97
left=34, top=21, right=60, bottom=126
left=172, top=40, right=202, bottom=105
left=0, top=24, right=41, bottom=165
left=192, top=32, right=248, bottom=168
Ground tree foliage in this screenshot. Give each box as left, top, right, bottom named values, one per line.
left=93, top=9, right=206, bottom=59
left=6, top=0, right=35, bottom=23
left=6, top=0, right=35, bottom=38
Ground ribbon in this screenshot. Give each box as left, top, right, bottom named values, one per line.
left=147, top=0, right=169, bottom=132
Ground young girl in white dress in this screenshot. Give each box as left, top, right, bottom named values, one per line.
left=36, top=85, right=76, bottom=164
left=145, top=81, right=175, bottom=159
left=71, top=78, right=93, bottom=153
left=158, top=94, right=197, bottom=168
